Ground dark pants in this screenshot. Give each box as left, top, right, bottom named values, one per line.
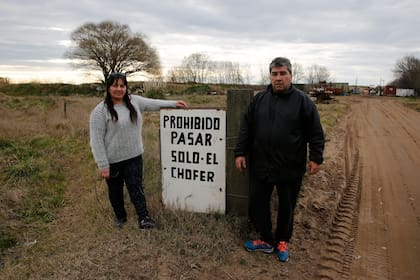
left=105, top=155, right=149, bottom=221
left=249, top=175, right=302, bottom=246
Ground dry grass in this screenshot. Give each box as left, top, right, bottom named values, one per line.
left=316, top=96, right=349, bottom=138
left=0, top=91, right=351, bottom=279
left=396, top=96, right=420, bottom=111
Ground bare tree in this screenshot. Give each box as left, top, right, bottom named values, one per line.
left=65, top=21, right=160, bottom=82
left=259, top=67, right=270, bottom=85
left=167, top=53, right=245, bottom=84
left=180, top=53, right=211, bottom=83
left=292, top=62, right=304, bottom=83
left=209, top=61, right=244, bottom=84
left=0, top=77, right=10, bottom=85
left=305, top=64, right=330, bottom=84
left=393, top=55, right=420, bottom=91
left=167, top=67, right=190, bottom=83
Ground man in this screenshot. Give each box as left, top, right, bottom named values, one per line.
left=234, top=57, right=325, bottom=262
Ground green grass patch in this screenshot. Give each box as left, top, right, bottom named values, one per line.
left=0, top=96, right=56, bottom=110
left=182, top=84, right=211, bottom=95
left=145, top=88, right=166, bottom=99
left=0, top=137, right=70, bottom=224
left=0, top=231, right=18, bottom=250
left=184, top=95, right=218, bottom=105
left=0, top=82, right=102, bottom=96
left=168, top=94, right=226, bottom=108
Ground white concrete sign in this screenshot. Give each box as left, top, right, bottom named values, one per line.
left=160, top=109, right=226, bottom=213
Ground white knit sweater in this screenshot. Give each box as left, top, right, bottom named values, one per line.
left=89, top=94, right=177, bottom=169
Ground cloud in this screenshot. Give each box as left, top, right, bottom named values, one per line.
left=0, top=0, right=419, bottom=85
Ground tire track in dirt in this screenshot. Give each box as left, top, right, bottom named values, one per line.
left=316, top=115, right=362, bottom=279
left=346, top=98, right=395, bottom=279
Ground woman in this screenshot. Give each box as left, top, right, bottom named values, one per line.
left=89, top=72, right=188, bottom=229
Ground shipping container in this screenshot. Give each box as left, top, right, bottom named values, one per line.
left=396, top=88, right=415, bottom=97
left=384, top=85, right=396, bottom=96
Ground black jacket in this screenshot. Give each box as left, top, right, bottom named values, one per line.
left=234, top=84, right=325, bottom=181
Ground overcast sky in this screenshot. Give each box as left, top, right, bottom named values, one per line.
left=1, top=0, right=419, bottom=85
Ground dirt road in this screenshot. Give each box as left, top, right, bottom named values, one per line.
left=318, top=97, right=420, bottom=279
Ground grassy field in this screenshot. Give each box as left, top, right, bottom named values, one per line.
left=397, top=96, right=420, bottom=111
left=0, top=90, right=417, bottom=279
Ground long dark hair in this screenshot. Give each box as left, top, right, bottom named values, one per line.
left=104, top=73, right=138, bottom=124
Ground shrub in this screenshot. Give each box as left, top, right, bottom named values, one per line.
left=145, top=88, right=166, bottom=99
left=183, top=84, right=211, bottom=95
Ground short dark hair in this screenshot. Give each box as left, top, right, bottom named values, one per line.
left=269, top=57, right=292, bottom=75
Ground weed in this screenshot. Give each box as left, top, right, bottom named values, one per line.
left=183, top=84, right=211, bottom=95
left=239, top=258, right=247, bottom=265
left=0, top=232, right=17, bottom=250
left=1, top=96, right=56, bottom=110
left=145, top=88, right=166, bottom=99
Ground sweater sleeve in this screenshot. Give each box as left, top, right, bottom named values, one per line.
left=89, top=104, right=110, bottom=169
left=131, top=95, right=177, bottom=112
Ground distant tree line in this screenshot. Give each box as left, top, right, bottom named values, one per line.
left=166, top=54, right=332, bottom=86
left=167, top=53, right=247, bottom=85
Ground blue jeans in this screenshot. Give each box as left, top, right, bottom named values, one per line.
left=106, top=155, right=149, bottom=221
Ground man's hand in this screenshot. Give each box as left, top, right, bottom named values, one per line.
left=308, top=161, right=320, bottom=175
left=235, top=156, right=247, bottom=173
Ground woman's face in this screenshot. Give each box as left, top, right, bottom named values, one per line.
left=109, top=78, right=127, bottom=104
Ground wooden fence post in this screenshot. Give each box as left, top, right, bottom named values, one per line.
left=63, top=99, right=67, bottom=118
left=226, top=89, right=253, bottom=216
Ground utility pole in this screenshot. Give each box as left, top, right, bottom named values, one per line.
left=355, top=77, right=358, bottom=94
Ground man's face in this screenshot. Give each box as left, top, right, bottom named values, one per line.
left=270, top=66, right=292, bottom=92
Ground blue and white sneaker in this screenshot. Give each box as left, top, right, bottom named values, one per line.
left=276, top=241, right=289, bottom=262
left=243, top=239, right=274, bottom=253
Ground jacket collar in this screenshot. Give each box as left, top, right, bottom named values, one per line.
left=268, top=84, right=294, bottom=96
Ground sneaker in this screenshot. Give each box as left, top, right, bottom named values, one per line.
left=139, top=216, right=156, bottom=229
left=243, top=239, right=274, bottom=253
left=114, top=217, right=127, bottom=228
left=276, top=241, right=289, bottom=262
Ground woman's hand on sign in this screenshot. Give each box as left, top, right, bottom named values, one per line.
left=176, top=101, right=188, bottom=108
left=235, top=156, right=247, bottom=173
